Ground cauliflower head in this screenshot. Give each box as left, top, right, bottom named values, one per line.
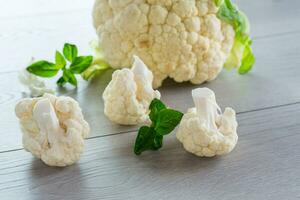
left=15, top=93, right=90, bottom=167
left=93, top=0, right=254, bottom=88
left=103, top=55, right=161, bottom=125
left=177, top=88, right=238, bottom=157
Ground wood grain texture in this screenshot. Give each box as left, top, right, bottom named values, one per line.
left=0, top=0, right=93, bottom=73
left=0, top=0, right=300, bottom=199
left=0, top=11, right=95, bottom=74
left=0, top=103, right=300, bottom=200
left=1, top=31, right=300, bottom=152
left=0, top=0, right=92, bottom=19
left=0, top=0, right=300, bottom=74
left=239, top=0, right=300, bottom=38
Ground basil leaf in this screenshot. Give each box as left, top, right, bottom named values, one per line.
left=27, top=60, right=59, bottom=77
left=149, top=99, right=167, bottom=123
left=56, top=76, right=67, bottom=87
left=134, top=126, right=157, bottom=155
left=55, top=51, right=66, bottom=69
left=63, top=43, right=78, bottom=62
left=155, top=109, right=183, bottom=136
left=153, top=134, right=163, bottom=150
left=70, top=56, right=93, bottom=74
left=134, top=99, right=183, bottom=155
left=63, top=70, right=78, bottom=87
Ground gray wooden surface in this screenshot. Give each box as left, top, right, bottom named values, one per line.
left=0, top=0, right=300, bottom=199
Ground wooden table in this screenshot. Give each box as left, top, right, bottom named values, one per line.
left=0, top=0, right=299, bottom=199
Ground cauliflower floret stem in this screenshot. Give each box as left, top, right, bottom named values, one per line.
left=132, top=55, right=155, bottom=102
left=192, top=88, right=221, bottom=131
left=33, top=99, right=64, bottom=152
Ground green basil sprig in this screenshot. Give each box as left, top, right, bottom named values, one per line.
left=134, top=99, right=183, bottom=155
left=27, top=43, right=93, bottom=87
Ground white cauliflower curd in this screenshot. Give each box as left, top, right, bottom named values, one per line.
left=176, top=88, right=238, bottom=157
left=92, top=0, right=254, bottom=88
left=15, top=93, right=90, bottom=167
left=19, top=69, right=54, bottom=97
left=103, top=55, right=160, bottom=125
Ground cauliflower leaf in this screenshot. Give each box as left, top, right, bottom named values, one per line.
left=216, top=0, right=255, bottom=74
left=81, top=40, right=111, bottom=81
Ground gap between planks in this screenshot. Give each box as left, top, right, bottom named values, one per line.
left=1, top=100, right=300, bottom=154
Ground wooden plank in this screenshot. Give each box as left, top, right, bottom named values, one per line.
left=0, top=0, right=300, bottom=74
left=0, top=11, right=95, bottom=74
left=0, top=0, right=95, bottom=74
left=0, top=103, right=299, bottom=200
left=0, top=0, right=93, bottom=19
left=238, top=0, right=300, bottom=38
left=1, top=29, right=300, bottom=152
left=0, top=69, right=139, bottom=152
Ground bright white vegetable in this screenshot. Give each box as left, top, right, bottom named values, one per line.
left=176, top=88, right=238, bottom=157
left=19, top=68, right=54, bottom=97
left=103, top=55, right=160, bottom=125
left=15, top=93, right=90, bottom=167
left=92, top=0, right=254, bottom=88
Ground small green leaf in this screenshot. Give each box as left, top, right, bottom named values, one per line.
left=133, top=99, right=183, bottom=155
left=153, top=134, right=163, bottom=150
left=217, top=0, right=242, bottom=33
left=149, top=99, right=167, bottom=123
left=134, top=126, right=161, bottom=155
left=81, top=60, right=110, bottom=81
left=27, top=60, right=59, bottom=78
left=214, top=0, right=224, bottom=7
left=56, top=76, right=67, bottom=87
left=63, top=70, right=78, bottom=87
left=155, top=109, right=183, bottom=136
left=55, top=51, right=66, bottom=69
left=63, top=43, right=78, bottom=62
left=239, top=42, right=255, bottom=74
left=216, top=0, right=255, bottom=74
left=70, top=56, right=93, bottom=74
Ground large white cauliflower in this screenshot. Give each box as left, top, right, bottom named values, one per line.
left=93, top=0, right=254, bottom=88
left=15, top=93, right=90, bottom=167
left=103, top=55, right=160, bottom=125
left=176, top=88, right=238, bottom=157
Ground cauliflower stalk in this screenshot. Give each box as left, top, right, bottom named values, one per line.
left=93, top=0, right=254, bottom=88
left=176, top=88, right=238, bottom=157
left=15, top=93, right=90, bottom=167
left=103, top=55, right=160, bottom=125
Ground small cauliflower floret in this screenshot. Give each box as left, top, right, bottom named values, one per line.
left=176, top=88, right=238, bottom=157
left=103, top=55, right=161, bottom=125
left=15, top=93, right=90, bottom=167
left=19, top=68, right=54, bottom=97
